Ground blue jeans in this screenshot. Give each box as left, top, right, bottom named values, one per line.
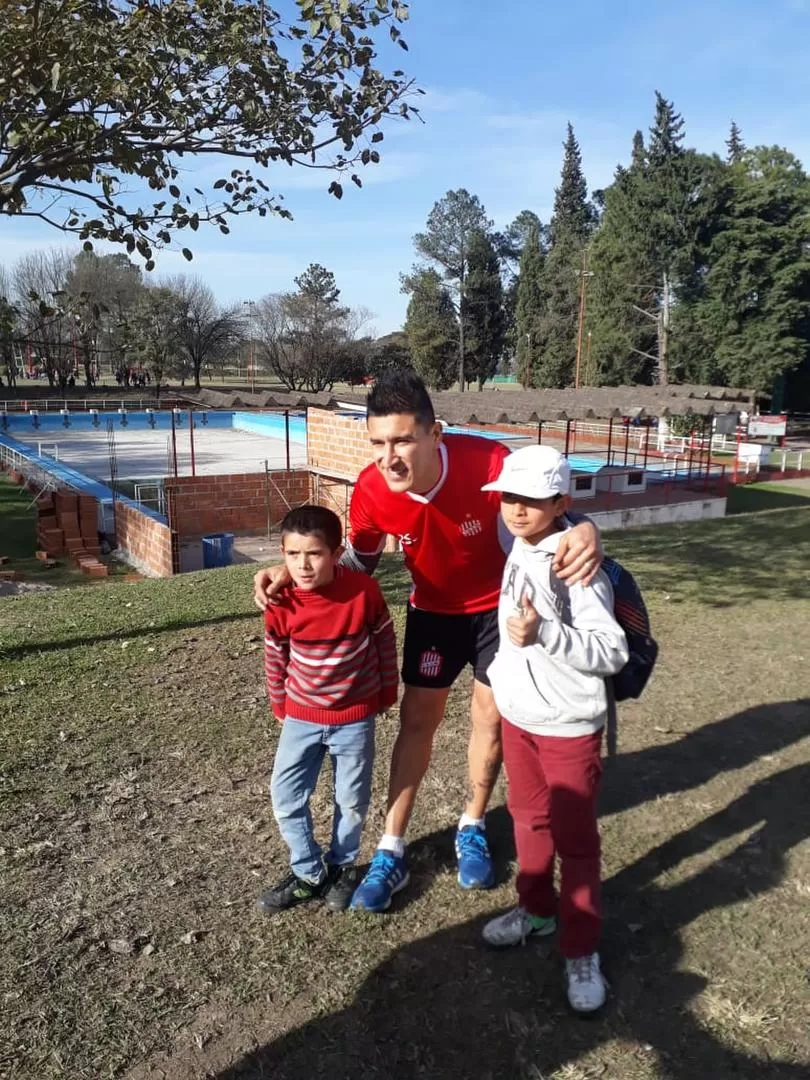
left=270, top=716, right=376, bottom=884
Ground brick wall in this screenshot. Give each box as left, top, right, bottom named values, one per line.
left=164, top=470, right=310, bottom=539
left=307, top=408, right=372, bottom=479
left=307, top=409, right=402, bottom=553
left=115, top=501, right=173, bottom=577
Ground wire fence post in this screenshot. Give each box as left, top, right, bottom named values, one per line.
left=284, top=410, right=291, bottom=471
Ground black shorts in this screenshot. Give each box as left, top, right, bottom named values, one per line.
left=401, top=604, right=500, bottom=689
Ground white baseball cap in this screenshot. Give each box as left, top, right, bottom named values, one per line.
left=481, top=444, right=571, bottom=499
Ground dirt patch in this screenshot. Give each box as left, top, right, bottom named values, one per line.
left=1, top=534, right=809, bottom=1080
left=0, top=580, right=56, bottom=597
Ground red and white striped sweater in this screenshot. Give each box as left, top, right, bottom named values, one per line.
left=263, top=566, right=398, bottom=725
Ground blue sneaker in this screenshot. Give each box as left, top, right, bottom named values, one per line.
left=455, top=825, right=495, bottom=889
left=349, top=850, right=410, bottom=912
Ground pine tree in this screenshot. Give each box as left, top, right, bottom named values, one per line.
left=533, top=124, right=594, bottom=387
left=697, top=147, right=810, bottom=394
left=412, top=189, right=493, bottom=387
left=463, top=230, right=507, bottom=389
left=588, top=93, right=721, bottom=386
left=587, top=146, right=659, bottom=386
left=726, top=121, right=745, bottom=165
left=514, top=223, right=545, bottom=387
left=404, top=269, right=459, bottom=390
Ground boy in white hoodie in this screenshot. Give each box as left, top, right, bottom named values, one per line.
left=481, top=444, right=629, bottom=1015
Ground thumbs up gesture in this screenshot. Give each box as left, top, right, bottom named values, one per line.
left=506, top=593, right=541, bottom=648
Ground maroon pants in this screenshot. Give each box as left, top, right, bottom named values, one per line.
left=502, top=718, right=603, bottom=959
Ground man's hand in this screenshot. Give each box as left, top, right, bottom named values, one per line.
left=506, top=595, right=541, bottom=648
left=553, top=520, right=602, bottom=586
left=253, top=564, right=292, bottom=610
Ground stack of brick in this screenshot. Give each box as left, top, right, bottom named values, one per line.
left=37, top=491, right=109, bottom=577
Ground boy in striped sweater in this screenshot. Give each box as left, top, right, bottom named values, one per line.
left=259, top=505, right=398, bottom=914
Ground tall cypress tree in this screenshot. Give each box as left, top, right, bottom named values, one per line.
left=463, top=230, right=506, bottom=389
left=726, top=121, right=745, bottom=165
left=533, top=123, right=594, bottom=387
left=514, top=223, right=545, bottom=387
left=404, top=269, right=459, bottom=390
left=587, top=140, right=659, bottom=386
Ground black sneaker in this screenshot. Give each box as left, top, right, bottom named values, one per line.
left=323, top=865, right=362, bottom=913
left=258, top=872, right=326, bottom=913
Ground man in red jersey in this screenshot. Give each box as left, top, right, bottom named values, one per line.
left=253, top=370, right=601, bottom=912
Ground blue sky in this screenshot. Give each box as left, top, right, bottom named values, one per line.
left=5, top=0, right=810, bottom=333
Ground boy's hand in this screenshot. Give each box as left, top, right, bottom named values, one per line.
left=506, top=594, right=541, bottom=648
left=553, top=520, right=602, bottom=586
left=253, top=564, right=292, bottom=610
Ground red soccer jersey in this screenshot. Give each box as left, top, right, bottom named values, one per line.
left=347, top=433, right=511, bottom=615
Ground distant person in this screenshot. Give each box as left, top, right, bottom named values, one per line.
left=479, top=445, right=628, bottom=1015
left=259, top=505, right=398, bottom=914
left=254, top=371, right=603, bottom=914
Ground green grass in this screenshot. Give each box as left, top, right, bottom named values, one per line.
left=0, top=475, right=127, bottom=588
left=1, top=516, right=809, bottom=1079
left=726, top=479, right=810, bottom=515
left=0, top=474, right=81, bottom=586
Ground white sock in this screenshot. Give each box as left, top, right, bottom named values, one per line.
left=378, top=834, right=405, bottom=858
left=459, top=812, right=485, bottom=831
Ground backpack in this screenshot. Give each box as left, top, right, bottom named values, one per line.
left=602, top=555, right=658, bottom=703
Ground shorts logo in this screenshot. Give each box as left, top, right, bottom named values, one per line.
left=419, top=649, right=443, bottom=678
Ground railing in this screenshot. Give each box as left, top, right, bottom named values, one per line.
left=0, top=438, right=74, bottom=494
left=0, top=397, right=186, bottom=412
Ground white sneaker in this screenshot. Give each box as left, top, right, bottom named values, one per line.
left=482, top=906, right=557, bottom=947
left=565, top=952, right=608, bottom=1014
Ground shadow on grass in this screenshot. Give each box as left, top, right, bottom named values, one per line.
left=727, top=484, right=810, bottom=515
left=608, top=506, right=810, bottom=607
left=215, top=700, right=810, bottom=1080
left=0, top=609, right=257, bottom=660
left=2, top=555, right=414, bottom=659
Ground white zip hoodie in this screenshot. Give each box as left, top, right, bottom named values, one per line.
left=488, top=526, right=629, bottom=738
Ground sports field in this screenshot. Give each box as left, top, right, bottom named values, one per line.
left=1, top=504, right=809, bottom=1079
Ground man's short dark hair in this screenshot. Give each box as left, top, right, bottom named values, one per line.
left=367, top=369, right=436, bottom=429
left=280, top=505, right=343, bottom=552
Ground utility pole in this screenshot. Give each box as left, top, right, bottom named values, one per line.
left=458, top=262, right=466, bottom=392
left=658, top=271, right=670, bottom=386
left=574, top=249, right=593, bottom=390
left=630, top=275, right=672, bottom=385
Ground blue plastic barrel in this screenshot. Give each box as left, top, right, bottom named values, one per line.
left=201, top=532, right=234, bottom=569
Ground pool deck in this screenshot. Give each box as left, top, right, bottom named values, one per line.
left=11, top=427, right=307, bottom=481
